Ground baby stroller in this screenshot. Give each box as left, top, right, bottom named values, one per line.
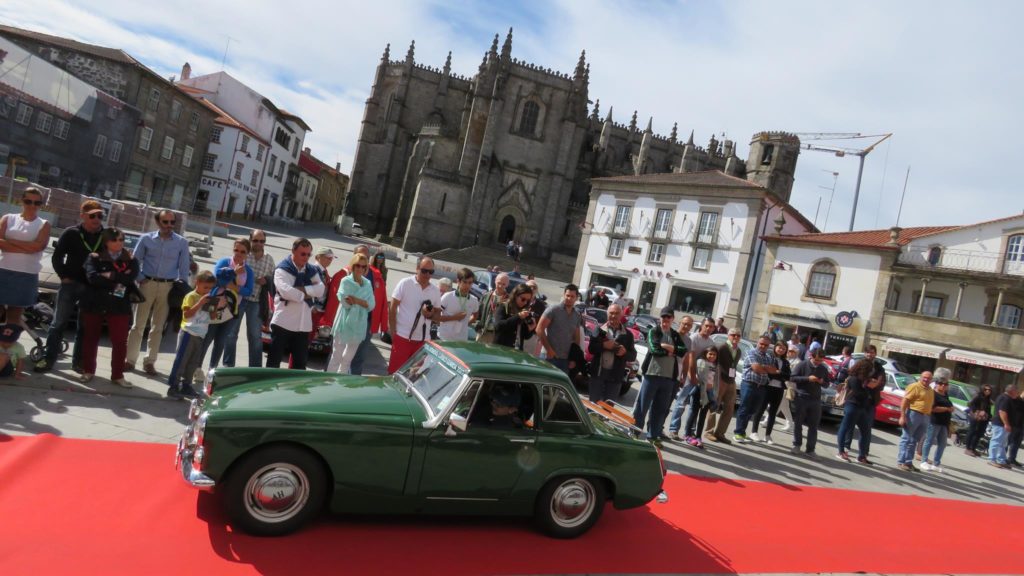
left=0, top=302, right=63, bottom=363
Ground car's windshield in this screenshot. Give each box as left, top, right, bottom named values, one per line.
left=397, top=350, right=465, bottom=419
left=890, top=372, right=913, bottom=390
left=946, top=383, right=972, bottom=402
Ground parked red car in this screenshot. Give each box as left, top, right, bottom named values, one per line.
left=874, top=390, right=903, bottom=425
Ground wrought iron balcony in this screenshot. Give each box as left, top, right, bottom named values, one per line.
left=898, top=244, right=1024, bottom=276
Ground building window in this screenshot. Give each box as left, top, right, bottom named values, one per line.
left=16, top=103, right=33, bottom=125
left=692, top=247, right=710, bottom=270
left=518, top=100, right=540, bottom=136
left=109, top=140, right=122, bottom=163
left=887, top=287, right=901, bottom=310
left=276, top=162, right=284, bottom=181
left=147, top=88, right=161, bottom=112
left=54, top=119, right=70, bottom=140
left=241, top=134, right=251, bottom=152
left=292, top=139, right=299, bottom=158
left=189, top=111, right=200, bottom=132
left=250, top=169, right=258, bottom=187
left=93, top=134, right=107, bottom=157
left=35, top=112, right=53, bottom=134
left=806, top=260, right=837, bottom=299
left=234, top=161, right=244, bottom=180
left=613, top=205, right=631, bottom=234
left=921, top=296, right=943, bottom=317
left=202, top=153, right=216, bottom=172
left=997, top=304, right=1022, bottom=329
left=653, top=208, right=672, bottom=238
left=268, top=154, right=277, bottom=175
left=170, top=99, right=182, bottom=122
left=139, top=127, right=154, bottom=151
left=760, top=144, right=775, bottom=165
left=648, top=243, right=666, bottom=264
left=1007, top=234, right=1024, bottom=262
left=927, top=246, right=942, bottom=266
left=161, top=136, right=175, bottom=160
left=182, top=145, right=194, bottom=168
left=607, top=238, right=623, bottom=258
left=255, top=145, right=264, bottom=161
left=697, top=211, right=719, bottom=244
left=210, top=126, right=222, bottom=143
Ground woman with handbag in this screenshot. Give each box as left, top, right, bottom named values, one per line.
left=204, top=238, right=254, bottom=369
left=80, top=228, right=140, bottom=387
left=965, top=385, right=993, bottom=456
left=834, top=358, right=881, bottom=464
left=493, top=284, right=535, bottom=350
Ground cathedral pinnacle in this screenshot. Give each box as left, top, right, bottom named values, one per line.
left=591, top=99, right=600, bottom=120
left=670, top=122, right=678, bottom=142
left=381, top=43, right=391, bottom=62
left=443, top=51, right=452, bottom=75
left=687, top=130, right=695, bottom=146
left=406, top=40, right=415, bottom=63
left=490, top=33, right=499, bottom=56
left=574, top=49, right=587, bottom=79
left=644, top=117, right=653, bottom=133
left=604, top=106, right=613, bottom=123
left=629, top=110, right=638, bottom=132
left=501, top=27, right=513, bottom=60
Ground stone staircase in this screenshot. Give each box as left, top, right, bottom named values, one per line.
left=427, top=245, right=573, bottom=282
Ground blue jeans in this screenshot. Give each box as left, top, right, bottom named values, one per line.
left=897, top=410, right=929, bottom=465
left=668, top=383, right=696, bottom=434
left=43, top=281, right=85, bottom=366
left=348, top=325, right=372, bottom=376
left=990, top=424, right=1010, bottom=465
left=1008, top=428, right=1023, bottom=464
left=225, top=299, right=261, bottom=367
left=921, top=422, right=948, bottom=465
left=734, top=381, right=765, bottom=435
left=836, top=401, right=874, bottom=457
left=201, top=320, right=236, bottom=370
left=633, top=375, right=675, bottom=440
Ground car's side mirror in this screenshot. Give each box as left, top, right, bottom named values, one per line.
left=448, top=413, right=468, bottom=433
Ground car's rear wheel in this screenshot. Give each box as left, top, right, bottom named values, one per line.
left=224, top=445, right=328, bottom=536
left=534, top=476, right=606, bottom=538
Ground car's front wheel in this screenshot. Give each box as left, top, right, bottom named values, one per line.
left=534, top=476, right=606, bottom=538
left=224, top=445, right=329, bottom=536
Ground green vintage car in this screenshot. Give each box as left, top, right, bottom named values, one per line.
left=176, top=341, right=666, bottom=538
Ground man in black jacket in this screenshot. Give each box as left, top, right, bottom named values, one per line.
left=587, top=304, right=636, bottom=403
left=34, top=200, right=104, bottom=372
left=790, top=348, right=831, bottom=458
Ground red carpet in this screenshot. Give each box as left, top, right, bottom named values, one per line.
left=1, top=434, right=1022, bottom=575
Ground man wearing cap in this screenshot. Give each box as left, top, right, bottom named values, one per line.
left=633, top=307, right=687, bottom=444
left=35, top=200, right=105, bottom=373
left=126, top=210, right=191, bottom=375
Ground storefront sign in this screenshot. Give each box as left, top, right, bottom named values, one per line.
left=834, top=310, right=858, bottom=329
left=201, top=176, right=224, bottom=189
left=945, top=348, right=1024, bottom=374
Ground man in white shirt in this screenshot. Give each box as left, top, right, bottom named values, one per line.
left=267, top=238, right=324, bottom=370
left=437, top=267, right=479, bottom=342
left=388, top=256, right=441, bottom=373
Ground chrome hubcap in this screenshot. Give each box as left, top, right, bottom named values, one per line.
left=549, top=479, right=596, bottom=528
left=243, top=463, right=310, bottom=523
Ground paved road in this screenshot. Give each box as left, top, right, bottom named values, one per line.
left=2, top=221, right=1022, bottom=510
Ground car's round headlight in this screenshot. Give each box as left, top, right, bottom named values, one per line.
left=317, top=326, right=331, bottom=339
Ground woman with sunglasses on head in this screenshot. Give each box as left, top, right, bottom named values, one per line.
left=202, top=238, right=254, bottom=370
left=965, top=384, right=993, bottom=456
left=326, top=253, right=375, bottom=374
left=81, top=228, right=140, bottom=387
left=493, top=283, right=535, bottom=350
left=0, top=187, right=51, bottom=326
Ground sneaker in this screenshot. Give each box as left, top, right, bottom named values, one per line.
left=112, top=378, right=132, bottom=388
left=897, top=463, right=913, bottom=472
left=733, top=433, right=748, bottom=443
left=933, top=465, right=943, bottom=473
left=180, top=386, right=199, bottom=400
left=33, top=359, right=53, bottom=373
left=857, top=457, right=874, bottom=466
left=836, top=451, right=850, bottom=462
left=805, top=451, right=818, bottom=460
left=667, top=431, right=681, bottom=441
left=764, top=435, right=775, bottom=445
left=686, top=436, right=701, bottom=448
left=988, top=461, right=1010, bottom=469
left=78, top=373, right=94, bottom=384
left=123, top=361, right=135, bottom=372
left=692, top=438, right=704, bottom=449
left=749, top=432, right=761, bottom=443
left=143, top=362, right=158, bottom=376
left=704, top=432, right=719, bottom=443
left=920, top=462, right=933, bottom=472
left=964, top=449, right=977, bottom=457
left=166, top=386, right=182, bottom=399
left=790, top=446, right=801, bottom=455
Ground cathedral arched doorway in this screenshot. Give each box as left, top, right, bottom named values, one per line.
left=498, top=215, right=516, bottom=243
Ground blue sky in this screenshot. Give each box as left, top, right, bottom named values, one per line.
left=2, top=0, right=1022, bottom=232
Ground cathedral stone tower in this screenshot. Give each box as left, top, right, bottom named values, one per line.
left=745, top=132, right=801, bottom=202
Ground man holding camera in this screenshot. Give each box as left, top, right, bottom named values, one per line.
left=388, top=256, right=442, bottom=373
left=587, top=303, right=636, bottom=403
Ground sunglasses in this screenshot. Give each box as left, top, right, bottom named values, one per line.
left=161, top=220, right=176, bottom=225
left=23, top=199, right=44, bottom=206
left=352, top=264, right=366, bottom=269
left=251, top=239, right=266, bottom=243
left=86, top=213, right=103, bottom=219
left=297, top=252, right=312, bottom=257
left=419, top=268, right=435, bottom=275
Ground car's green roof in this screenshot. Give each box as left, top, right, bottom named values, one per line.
left=429, top=341, right=570, bottom=381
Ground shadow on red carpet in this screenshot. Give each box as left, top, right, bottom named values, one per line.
left=1, top=434, right=1022, bottom=575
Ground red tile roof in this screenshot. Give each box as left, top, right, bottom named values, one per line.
left=765, top=226, right=958, bottom=250
left=592, top=169, right=762, bottom=189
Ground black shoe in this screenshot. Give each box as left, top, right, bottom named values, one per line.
left=180, top=386, right=199, bottom=400
left=166, top=386, right=183, bottom=399
left=33, top=359, right=53, bottom=373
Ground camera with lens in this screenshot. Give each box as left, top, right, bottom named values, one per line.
left=422, top=300, right=434, bottom=312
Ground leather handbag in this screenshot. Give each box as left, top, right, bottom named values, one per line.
left=834, top=382, right=848, bottom=406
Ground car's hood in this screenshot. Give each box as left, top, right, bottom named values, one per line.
left=212, top=374, right=412, bottom=416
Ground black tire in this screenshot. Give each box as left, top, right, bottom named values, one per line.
left=61, top=340, right=69, bottom=353
left=223, top=445, right=329, bottom=536
left=29, top=346, right=45, bottom=363
left=534, top=476, right=606, bottom=538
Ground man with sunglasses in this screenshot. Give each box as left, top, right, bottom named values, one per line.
left=387, top=256, right=441, bottom=373
left=35, top=200, right=105, bottom=373
left=126, top=210, right=191, bottom=375
left=267, top=238, right=324, bottom=370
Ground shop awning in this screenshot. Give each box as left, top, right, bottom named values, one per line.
left=944, top=349, right=1024, bottom=374
left=884, top=338, right=948, bottom=359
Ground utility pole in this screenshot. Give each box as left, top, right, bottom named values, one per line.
left=797, top=133, right=892, bottom=231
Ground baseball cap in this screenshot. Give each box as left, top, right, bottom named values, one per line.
left=659, top=306, right=675, bottom=318
left=315, top=247, right=335, bottom=257
left=0, top=323, right=23, bottom=343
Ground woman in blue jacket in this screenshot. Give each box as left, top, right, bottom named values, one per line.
left=203, top=238, right=254, bottom=370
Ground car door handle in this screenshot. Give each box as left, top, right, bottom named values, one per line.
left=509, top=437, right=536, bottom=444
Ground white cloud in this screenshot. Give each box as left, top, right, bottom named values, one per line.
left=2, top=0, right=1022, bottom=231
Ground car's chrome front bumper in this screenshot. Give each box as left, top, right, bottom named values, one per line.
left=174, top=402, right=215, bottom=490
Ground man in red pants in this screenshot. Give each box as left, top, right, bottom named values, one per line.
left=387, top=256, right=441, bottom=373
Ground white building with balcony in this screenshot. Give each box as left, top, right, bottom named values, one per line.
left=572, top=171, right=814, bottom=325
left=753, top=215, right=1024, bottom=391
